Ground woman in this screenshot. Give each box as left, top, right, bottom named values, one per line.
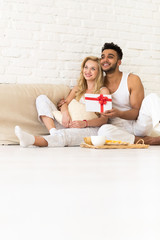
left=15, top=56, right=110, bottom=147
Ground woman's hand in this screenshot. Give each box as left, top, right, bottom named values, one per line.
left=69, top=120, right=86, bottom=128
left=61, top=111, right=72, bottom=128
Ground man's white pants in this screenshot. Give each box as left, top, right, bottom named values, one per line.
left=98, top=93, right=160, bottom=144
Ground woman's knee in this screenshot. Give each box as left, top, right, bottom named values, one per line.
left=36, top=94, right=49, bottom=107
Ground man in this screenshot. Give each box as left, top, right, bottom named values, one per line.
left=98, top=42, right=160, bottom=145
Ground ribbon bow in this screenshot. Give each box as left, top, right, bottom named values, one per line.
left=85, top=94, right=112, bottom=112
left=97, top=94, right=112, bottom=112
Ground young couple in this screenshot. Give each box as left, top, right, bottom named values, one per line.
left=15, top=42, right=160, bottom=147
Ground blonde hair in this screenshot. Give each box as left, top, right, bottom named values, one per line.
left=75, top=56, right=104, bottom=101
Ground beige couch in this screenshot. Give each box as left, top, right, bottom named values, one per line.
left=0, top=84, right=70, bottom=144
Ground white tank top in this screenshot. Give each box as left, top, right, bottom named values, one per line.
left=109, top=72, right=134, bottom=132
left=112, top=72, right=131, bottom=111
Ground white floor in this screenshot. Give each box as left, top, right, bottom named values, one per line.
left=0, top=145, right=160, bottom=240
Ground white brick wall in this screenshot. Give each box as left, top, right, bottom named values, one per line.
left=0, top=0, right=160, bottom=96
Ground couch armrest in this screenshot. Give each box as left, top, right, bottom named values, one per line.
left=0, top=84, right=70, bottom=144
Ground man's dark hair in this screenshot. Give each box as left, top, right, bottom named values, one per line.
left=101, top=42, right=123, bottom=60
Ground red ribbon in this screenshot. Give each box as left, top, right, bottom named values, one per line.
left=85, top=94, right=112, bottom=112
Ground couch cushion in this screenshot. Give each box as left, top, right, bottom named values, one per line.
left=0, top=84, right=70, bottom=144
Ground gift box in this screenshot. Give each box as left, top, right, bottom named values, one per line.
left=85, top=94, right=112, bottom=113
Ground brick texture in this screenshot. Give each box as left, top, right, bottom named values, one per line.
left=0, top=0, right=160, bottom=96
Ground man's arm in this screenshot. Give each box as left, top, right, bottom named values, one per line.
left=103, top=74, right=144, bottom=120
left=122, top=74, right=144, bottom=119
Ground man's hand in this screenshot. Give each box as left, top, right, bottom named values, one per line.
left=69, top=120, right=86, bottom=128
left=102, top=108, right=122, bottom=118
left=57, top=99, right=66, bottom=110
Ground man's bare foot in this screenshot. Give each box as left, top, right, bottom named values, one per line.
left=135, top=136, right=160, bottom=145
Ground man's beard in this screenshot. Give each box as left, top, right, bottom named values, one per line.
left=103, top=61, right=118, bottom=74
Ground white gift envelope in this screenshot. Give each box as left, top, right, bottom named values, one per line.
left=85, top=94, right=112, bottom=113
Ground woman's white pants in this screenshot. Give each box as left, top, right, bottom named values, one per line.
left=36, top=94, right=64, bottom=129
left=36, top=94, right=98, bottom=147
left=43, top=127, right=99, bottom=147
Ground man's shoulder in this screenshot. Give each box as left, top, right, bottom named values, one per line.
left=127, top=73, right=144, bottom=90
left=128, top=73, right=142, bottom=84
left=128, top=73, right=140, bottom=80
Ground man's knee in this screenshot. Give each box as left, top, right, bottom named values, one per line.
left=98, top=124, right=135, bottom=143
left=143, top=93, right=159, bottom=104
left=98, top=124, right=114, bottom=137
